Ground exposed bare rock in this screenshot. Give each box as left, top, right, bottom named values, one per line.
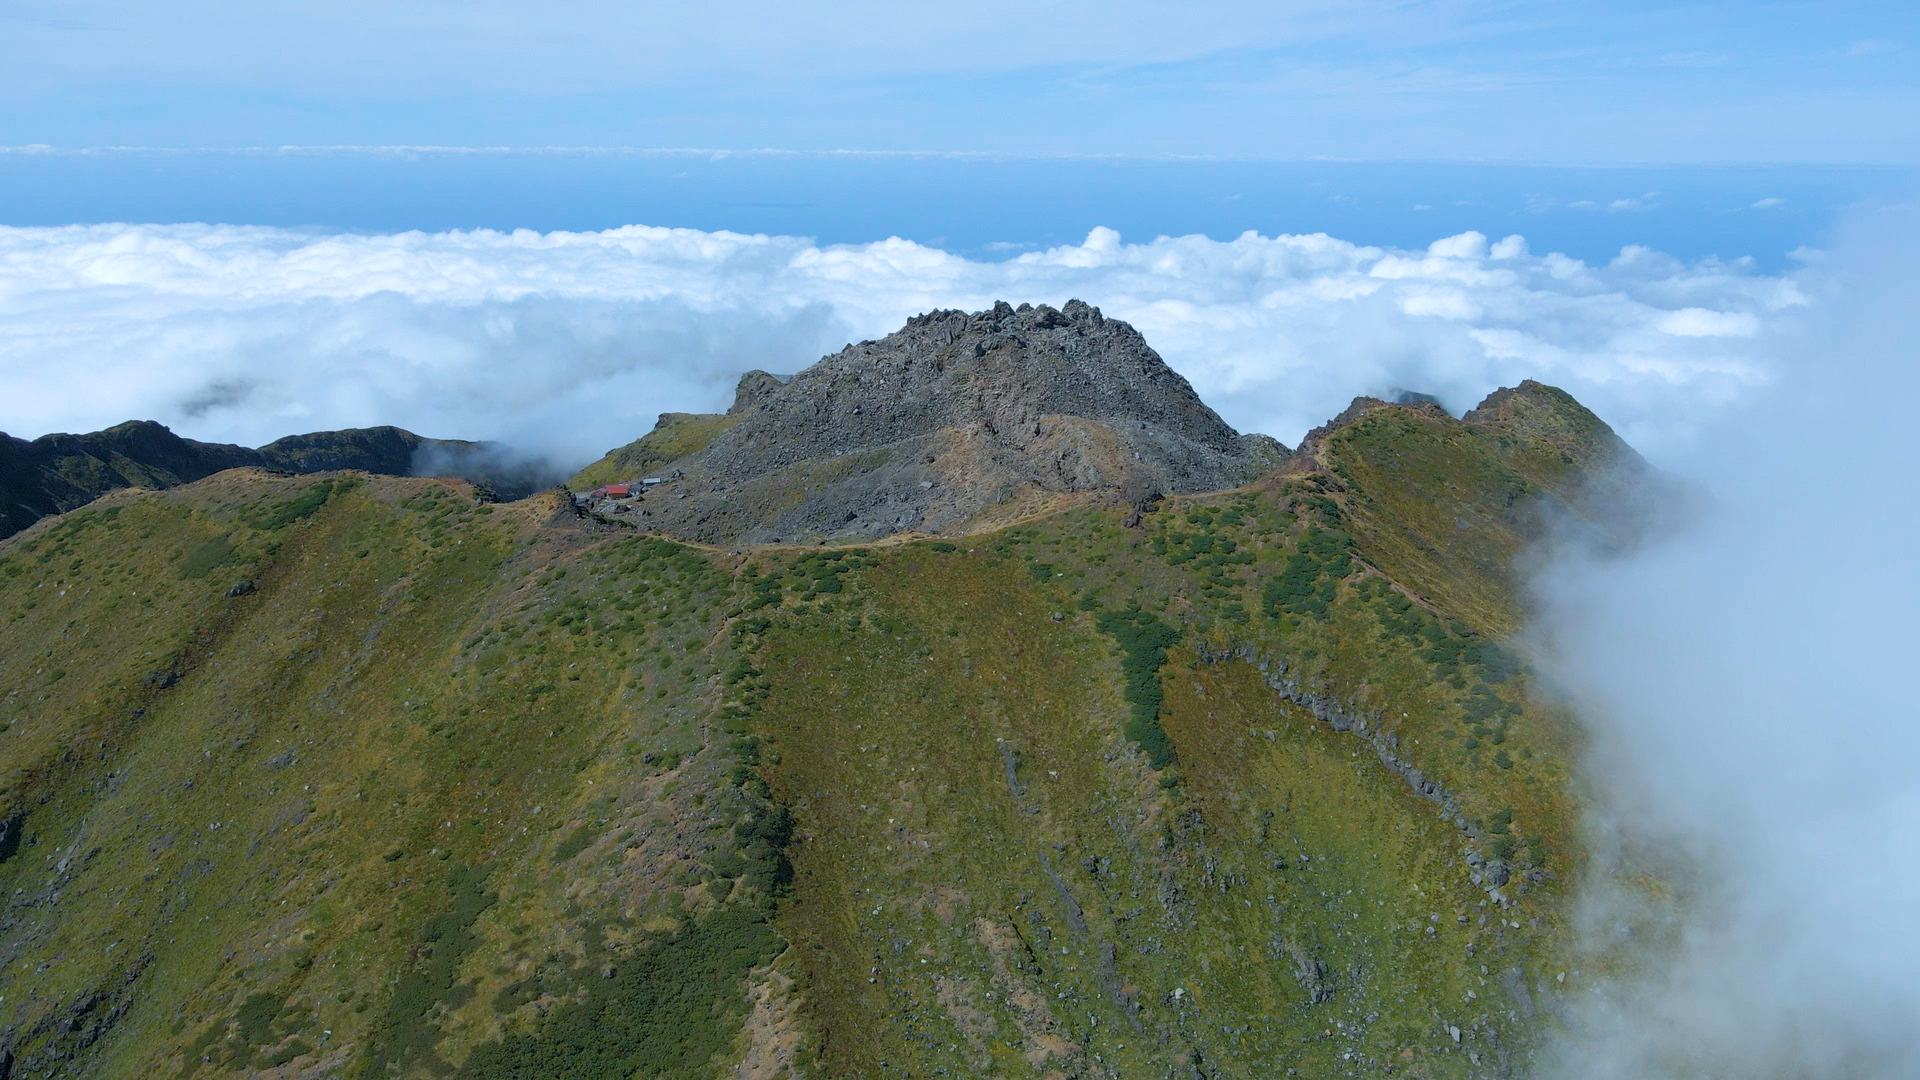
left=600, top=300, right=1287, bottom=543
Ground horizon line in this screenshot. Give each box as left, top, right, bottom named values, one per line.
left=0, top=144, right=1909, bottom=171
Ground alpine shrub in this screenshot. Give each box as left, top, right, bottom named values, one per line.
left=1096, top=608, right=1180, bottom=768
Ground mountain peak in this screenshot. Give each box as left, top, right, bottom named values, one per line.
left=578, top=301, right=1286, bottom=543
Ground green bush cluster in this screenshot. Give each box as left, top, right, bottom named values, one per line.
left=1481, top=808, right=1544, bottom=863
left=460, top=904, right=782, bottom=1080
left=797, top=551, right=855, bottom=595
left=234, top=992, right=285, bottom=1045
left=1462, top=685, right=1520, bottom=726
left=715, top=568, right=811, bottom=887
left=710, top=803, right=795, bottom=897
left=450, top=557, right=800, bottom=1079
left=1355, top=576, right=1522, bottom=686
left=1095, top=607, right=1180, bottom=769
left=551, top=824, right=594, bottom=864
left=463, top=538, right=733, bottom=706
left=358, top=864, right=498, bottom=1074
left=180, top=990, right=318, bottom=1072
left=1463, top=639, right=1522, bottom=683
left=741, top=564, right=784, bottom=613
left=1142, top=503, right=1263, bottom=631
left=401, top=485, right=491, bottom=551
left=1262, top=526, right=1354, bottom=620
left=250, top=479, right=343, bottom=531
left=1298, top=491, right=1342, bottom=521
left=1155, top=530, right=1255, bottom=569
left=741, top=550, right=872, bottom=614
left=984, top=527, right=1049, bottom=569
left=1150, top=507, right=1257, bottom=571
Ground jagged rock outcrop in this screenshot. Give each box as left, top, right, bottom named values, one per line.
left=0, top=421, right=555, bottom=538
left=589, top=300, right=1287, bottom=543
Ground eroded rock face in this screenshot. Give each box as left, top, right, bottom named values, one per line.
left=618, top=300, right=1287, bottom=543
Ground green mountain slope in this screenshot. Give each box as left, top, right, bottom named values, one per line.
left=0, top=378, right=1650, bottom=1079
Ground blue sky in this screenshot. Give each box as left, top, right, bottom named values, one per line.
left=4, top=1, right=1914, bottom=261
left=4, top=0, right=1915, bottom=162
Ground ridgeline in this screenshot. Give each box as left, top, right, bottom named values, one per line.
left=0, top=302, right=1656, bottom=1079
left=0, top=422, right=557, bottom=540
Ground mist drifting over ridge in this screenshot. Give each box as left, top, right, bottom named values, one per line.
left=1532, top=206, right=1920, bottom=1078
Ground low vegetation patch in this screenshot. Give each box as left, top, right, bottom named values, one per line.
left=463, top=903, right=781, bottom=1080
left=1096, top=606, right=1180, bottom=768
left=250, top=479, right=344, bottom=531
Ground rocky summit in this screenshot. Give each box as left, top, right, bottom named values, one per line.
left=571, top=300, right=1286, bottom=543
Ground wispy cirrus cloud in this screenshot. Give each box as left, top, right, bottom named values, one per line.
left=3, top=1, right=1914, bottom=162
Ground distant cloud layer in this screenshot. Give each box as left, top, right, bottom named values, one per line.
left=0, top=222, right=1804, bottom=469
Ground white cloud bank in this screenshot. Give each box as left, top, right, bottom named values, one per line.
left=0, top=222, right=1804, bottom=469
left=1534, top=206, right=1920, bottom=1078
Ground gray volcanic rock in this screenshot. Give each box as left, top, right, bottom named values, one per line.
left=608, top=300, right=1287, bottom=543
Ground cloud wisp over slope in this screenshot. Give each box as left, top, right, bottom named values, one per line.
left=1533, top=206, right=1920, bottom=1078
left=0, top=222, right=1799, bottom=469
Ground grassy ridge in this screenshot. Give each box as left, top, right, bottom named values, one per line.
left=741, top=435, right=1587, bottom=1077
left=0, top=386, right=1632, bottom=1078
left=751, top=547, right=1524, bottom=1078
left=0, top=473, right=782, bottom=1078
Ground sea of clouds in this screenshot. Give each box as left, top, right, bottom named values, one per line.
left=0, top=222, right=1800, bottom=471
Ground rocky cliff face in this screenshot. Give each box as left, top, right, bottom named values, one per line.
left=581, top=300, right=1286, bottom=543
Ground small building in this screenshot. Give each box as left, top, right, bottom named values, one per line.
left=640, top=477, right=665, bottom=487
left=602, top=483, right=633, bottom=498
